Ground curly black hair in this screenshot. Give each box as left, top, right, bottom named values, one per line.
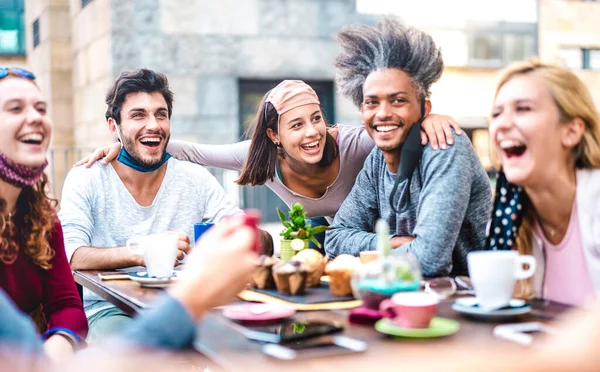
left=334, top=18, right=444, bottom=107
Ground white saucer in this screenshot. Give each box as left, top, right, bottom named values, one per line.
left=128, top=271, right=179, bottom=288
left=451, top=297, right=531, bottom=319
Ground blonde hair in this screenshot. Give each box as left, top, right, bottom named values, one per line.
left=492, top=60, right=600, bottom=297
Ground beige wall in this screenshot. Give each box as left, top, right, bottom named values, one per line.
left=70, top=0, right=113, bottom=148
left=0, top=56, right=27, bottom=68
left=431, top=67, right=499, bottom=126
left=539, top=0, right=600, bottom=107
left=25, top=0, right=75, bottom=198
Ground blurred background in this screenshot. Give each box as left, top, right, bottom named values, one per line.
left=1, top=0, right=599, bottom=222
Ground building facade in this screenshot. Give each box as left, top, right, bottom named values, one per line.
left=10, top=0, right=600, bottom=220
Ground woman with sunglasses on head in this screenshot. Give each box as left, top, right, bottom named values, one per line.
left=0, top=68, right=88, bottom=360
left=77, top=80, right=461, bottom=251
left=488, top=60, right=600, bottom=306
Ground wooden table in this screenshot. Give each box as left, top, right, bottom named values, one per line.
left=74, top=270, right=571, bottom=371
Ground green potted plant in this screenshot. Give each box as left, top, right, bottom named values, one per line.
left=277, top=203, right=328, bottom=261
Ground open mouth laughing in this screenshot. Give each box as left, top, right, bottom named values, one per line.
left=139, top=136, right=163, bottom=150
left=499, top=139, right=527, bottom=159
left=300, top=140, right=321, bottom=155
left=18, top=132, right=44, bottom=146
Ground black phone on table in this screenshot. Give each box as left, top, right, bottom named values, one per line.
left=261, top=335, right=368, bottom=360
left=239, top=319, right=343, bottom=343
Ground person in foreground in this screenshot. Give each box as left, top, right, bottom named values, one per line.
left=325, top=20, right=492, bottom=276
left=0, top=216, right=258, bottom=369
left=76, top=80, right=462, bottom=253
left=488, top=60, right=600, bottom=305
left=58, top=68, right=270, bottom=342
left=0, top=67, right=87, bottom=361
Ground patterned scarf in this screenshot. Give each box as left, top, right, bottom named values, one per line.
left=486, top=170, right=526, bottom=250
left=0, top=151, right=48, bottom=188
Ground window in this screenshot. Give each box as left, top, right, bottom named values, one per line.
left=81, top=0, right=94, bottom=9
left=583, top=49, right=600, bottom=70
left=0, top=0, right=25, bottom=55
left=466, top=24, right=537, bottom=67
left=559, top=48, right=600, bottom=70
left=32, top=18, right=39, bottom=48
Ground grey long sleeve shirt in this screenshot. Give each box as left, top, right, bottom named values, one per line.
left=325, top=132, right=492, bottom=276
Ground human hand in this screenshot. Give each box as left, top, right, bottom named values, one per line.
left=168, top=217, right=258, bottom=319
left=43, top=334, right=75, bottom=362
left=536, top=299, right=600, bottom=370
left=166, top=231, right=191, bottom=265
left=73, top=142, right=121, bottom=168
left=390, top=235, right=415, bottom=249
left=420, top=114, right=462, bottom=150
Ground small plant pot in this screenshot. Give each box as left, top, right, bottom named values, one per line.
left=280, top=239, right=309, bottom=261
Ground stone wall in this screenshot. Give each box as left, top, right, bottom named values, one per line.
left=109, top=0, right=372, bottom=147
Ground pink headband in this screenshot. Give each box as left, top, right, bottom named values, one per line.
left=265, top=80, right=320, bottom=116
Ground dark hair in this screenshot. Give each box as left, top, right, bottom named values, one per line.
left=236, top=92, right=338, bottom=186
left=105, top=68, right=174, bottom=124
left=334, top=18, right=444, bottom=107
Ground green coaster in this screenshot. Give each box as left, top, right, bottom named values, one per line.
left=375, top=317, right=460, bottom=338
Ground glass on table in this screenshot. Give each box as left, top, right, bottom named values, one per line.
left=424, top=276, right=474, bottom=300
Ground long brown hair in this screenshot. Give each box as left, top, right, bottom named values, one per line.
left=0, top=165, right=57, bottom=270
left=492, top=60, right=600, bottom=296
left=236, top=92, right=338, bottom=186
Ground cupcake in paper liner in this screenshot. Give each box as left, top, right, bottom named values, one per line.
left=272, top=260, right=308, bottom=295
left=325, top=254, right=361, bottom=296
left=251, top=255, right=278, bottom=289
left=292, top=249, right=327, bottom=287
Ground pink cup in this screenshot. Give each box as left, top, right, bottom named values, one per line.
left=379, top=292, right=439, bottom=329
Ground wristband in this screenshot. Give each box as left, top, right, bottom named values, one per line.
left=42, top=327, right=83, bottom=350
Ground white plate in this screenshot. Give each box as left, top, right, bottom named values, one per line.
left=128, top=271, right=179, bottom=288
left=451, top=298, right=531, bottom=319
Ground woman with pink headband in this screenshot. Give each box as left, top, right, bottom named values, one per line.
left=77, top=80, right=461, bottom=250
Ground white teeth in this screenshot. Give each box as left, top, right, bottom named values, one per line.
left=301, top=141, right=319, bottom=149
left=499, top=140, right=524, bottom=149
left=375, top=125, right=399, bottom=132
left=19, top=133, right=43, bottom=142
left=141, top=137, right=161, bottom=143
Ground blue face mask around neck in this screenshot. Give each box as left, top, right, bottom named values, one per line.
left=116, top=146, right=171, bottom=173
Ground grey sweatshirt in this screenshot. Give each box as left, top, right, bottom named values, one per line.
left=325, top=133, right=492, bottom=276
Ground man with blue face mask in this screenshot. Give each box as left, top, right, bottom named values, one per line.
left=58, top=69, right=257, bottom=342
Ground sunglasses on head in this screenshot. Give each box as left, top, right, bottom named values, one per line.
left=0, top=67, right=36, bottom=80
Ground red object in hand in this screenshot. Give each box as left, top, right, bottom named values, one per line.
left=243, top=209, right=262, bottom=254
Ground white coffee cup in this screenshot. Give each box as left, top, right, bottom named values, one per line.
left=467, top=251, right=536, bottom=311
left=127, top=233, right=179, bottom=278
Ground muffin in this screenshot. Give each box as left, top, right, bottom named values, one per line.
left=251, top=255, right=278, bottom=289
left=292, top=249, right=327, bottom=287
left=325, top=254, right=361, bottom=296
left=272, top=261, right=308, bottom=295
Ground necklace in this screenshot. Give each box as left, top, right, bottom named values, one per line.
left=539, top=217, right=569, bottom=241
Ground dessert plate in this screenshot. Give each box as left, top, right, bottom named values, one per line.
left=451, top=297, right=531, bottom=319
left=375, top=317, right=460, bottom=338
left=128, top=271, right=178, bottom=288
left=222, top=303, right=296, bottom=322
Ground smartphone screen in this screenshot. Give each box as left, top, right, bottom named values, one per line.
left=261, top=335, right=367, bottom=360
left=98, top=272, right=130, bottom=280
left=241, top=319, right=343, bottom=343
